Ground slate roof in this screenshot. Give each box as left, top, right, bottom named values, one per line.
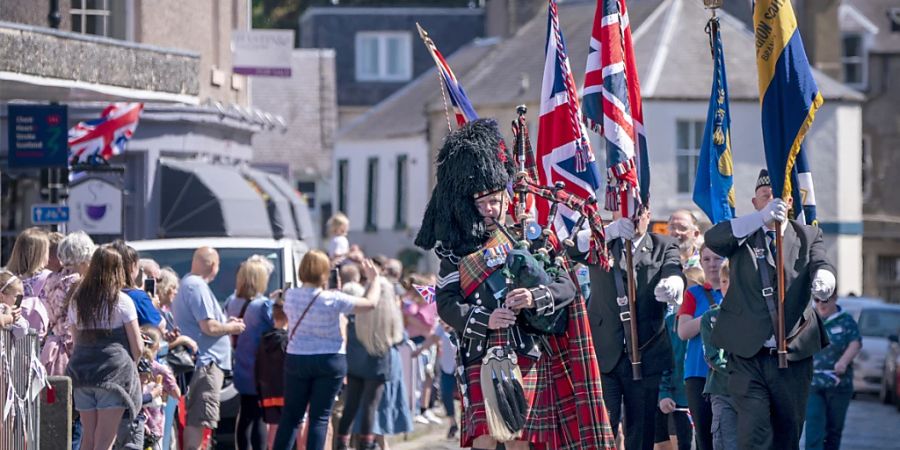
left=344, top=0, right=863, bottom=140
left=339, top=37, right=499, bottom=140
left=632, top=0, right=863, bottom=101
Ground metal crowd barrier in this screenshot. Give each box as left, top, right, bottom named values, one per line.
left=0, top=328, right=44, bottom=450
left=399, top=339, right=420, bottom=420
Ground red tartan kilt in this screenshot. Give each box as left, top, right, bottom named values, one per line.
left=460, top=331, right=539, bottom=447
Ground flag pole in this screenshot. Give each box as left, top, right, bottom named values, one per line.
left=416, top=22, right=453, bottom=132
left=776, top=221, right=788, bottom=368
left=625, top=240, right=641, bottom=380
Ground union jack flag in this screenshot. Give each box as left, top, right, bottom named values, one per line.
left=583, top=0, right=649, bottom=218
left=536, top=0, right=603, bottom=240
left=416, top=23, right=478, bottom=127
left=68, top=102, right=143, bottom=165
left=412, top=284, right=436, bottom=304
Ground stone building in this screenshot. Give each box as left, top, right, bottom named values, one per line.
left=0, top=0, right=318, bottom=247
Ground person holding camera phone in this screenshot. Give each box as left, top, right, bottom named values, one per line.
left=272, top=250, right=382, bottom=450
left=0, top=271, right=27, bottom=332
left=111, top=241, right=164, bottom=331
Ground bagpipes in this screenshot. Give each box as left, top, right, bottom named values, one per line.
left=478, top=105, right=609, bottom=442
left=492, top=105, right=611, bottom=336
left=502, top=105, right=609, bottom=288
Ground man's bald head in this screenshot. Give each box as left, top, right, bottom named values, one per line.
left=191, top=247, right=220, bottom=281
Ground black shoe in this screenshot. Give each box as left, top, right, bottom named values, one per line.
left=335, top=442, right=349, bottom=450
left=447, top=424, right=459, bottom=439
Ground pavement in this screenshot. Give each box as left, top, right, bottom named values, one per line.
left=821, top=394, right=900, bottom=450
left=386, top=416, right=459, bottom=450
left=388, top=394, right=900, bottom=449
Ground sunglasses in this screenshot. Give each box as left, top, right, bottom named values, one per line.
left=814, top=297, right=831, bottom=303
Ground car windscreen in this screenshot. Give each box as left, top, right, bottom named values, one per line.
left=857, top=309, right=900, bottom=338
left=136, top=247, right=283, bottom=302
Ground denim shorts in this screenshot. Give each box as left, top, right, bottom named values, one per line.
left=73, top=386, right=129, bottom=411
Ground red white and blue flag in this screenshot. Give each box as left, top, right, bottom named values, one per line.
left=583, top=0, right=649, bottom=218
left=412, top=284, right=436, bottom=304
left=68, top=102, right=143, bottom=165
left=417, top=23, right=478, bottom=127
left=536, top=0, right=603, bottom=240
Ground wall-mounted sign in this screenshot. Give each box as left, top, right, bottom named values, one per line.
left=232, top=30, right=294, bottom=77
left=7, top=104, right=68, bottom=168
left=67, top=177, right=123, bottom=235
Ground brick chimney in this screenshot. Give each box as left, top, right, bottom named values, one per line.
left=794, top=0, right=842, bottom=80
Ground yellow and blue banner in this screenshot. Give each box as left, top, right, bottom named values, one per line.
left=754, top=0, right=822, bottom=219
left=693, top=17, right=735, bottom=224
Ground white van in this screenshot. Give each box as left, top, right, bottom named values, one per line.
left=131, top=237, right=308, bottom=301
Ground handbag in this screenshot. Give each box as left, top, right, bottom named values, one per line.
left=289, top=291, right=321, bottom=341
left=165, top=344, right=195, bottom=375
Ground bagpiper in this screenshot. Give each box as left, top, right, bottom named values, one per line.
left=415, top=118, right=614, bottom=450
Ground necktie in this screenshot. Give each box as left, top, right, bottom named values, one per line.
left=766, top=230, right=777, bottom=260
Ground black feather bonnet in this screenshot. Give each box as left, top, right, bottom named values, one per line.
left=415, top=118, right=514, bottom=255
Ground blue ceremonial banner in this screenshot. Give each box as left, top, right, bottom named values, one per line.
left=790, top=145, right=817, bottom=225
left=754, top=0, right=822, bottom=213
left=693, top=17, right=735, bottom=224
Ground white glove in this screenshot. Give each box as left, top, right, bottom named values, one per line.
left=605, top=218, right=636, bottom=241
left=654, top=276, right=684, bottom=304
left=761, top=199, right=789, bottom=225
left=811, top=269, right=836, bottom=300
left=730, top=199, right=789, bottom=238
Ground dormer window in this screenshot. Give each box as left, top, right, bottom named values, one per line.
left=841, top=33, right=867, bottom=89
left=355, top=32, right=412, bottom=82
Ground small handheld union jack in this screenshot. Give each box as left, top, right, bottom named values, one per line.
left=412, top=284, right=436, bottom=304
left=68, top=102, right=143, bottom=165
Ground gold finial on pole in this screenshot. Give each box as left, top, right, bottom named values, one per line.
left=704, top=0, right=723, bottom=17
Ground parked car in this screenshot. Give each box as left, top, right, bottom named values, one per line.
left=130, top=237, right=309, bottom=449
left=882, top=334, right=900, bottom=408
left=837, top=296, right=900, bottom=395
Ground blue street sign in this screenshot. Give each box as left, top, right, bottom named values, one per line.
left=31, top=204, right=70, bottom=225
left=7, top=104, right=69, bottom=168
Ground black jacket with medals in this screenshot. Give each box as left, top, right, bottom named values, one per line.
left=434, top=231, right=577, bottom=366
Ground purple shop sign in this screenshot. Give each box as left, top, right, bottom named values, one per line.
left=232, top=30, right=294, bottom=78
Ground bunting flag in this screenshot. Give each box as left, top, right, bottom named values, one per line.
left=68, top=102, right=143, bottom=165
left=693, top=17, right=736, bottom=224
left=536, top=0, right=603, bottom=240
left=412, top=284, right=436, bottom=304
left=754, top=0, right=822, bottom=224
left=416, top=23, right=478, bottom=127
left=583, top=0, right=649, bottom=218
